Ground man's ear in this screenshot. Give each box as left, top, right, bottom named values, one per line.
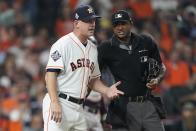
left=74, top=20, right=80, bottom=28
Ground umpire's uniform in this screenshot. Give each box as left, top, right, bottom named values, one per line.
left=98, top=11, right=165, bottom=130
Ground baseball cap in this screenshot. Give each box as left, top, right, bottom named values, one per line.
left=74, top=5, right=101, bottom=22
left=112, top=10, right=133, bottom=25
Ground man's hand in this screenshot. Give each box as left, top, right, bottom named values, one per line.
left=146, top=78, right=159, bottom=90
left=50, top=101, right=62, bottom=123
left=105, top=81, right=124, bottom=100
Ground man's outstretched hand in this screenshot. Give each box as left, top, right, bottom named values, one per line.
left=105, top=81, right=124, bottom=100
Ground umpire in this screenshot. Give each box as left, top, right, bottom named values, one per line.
left=98, top=10, right=166, bottom=131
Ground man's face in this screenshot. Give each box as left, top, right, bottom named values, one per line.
left=77, top=19, right=96, bottom=37
left=113, top=21, right=131, bottom=39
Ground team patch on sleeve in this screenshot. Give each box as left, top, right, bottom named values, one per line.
left=51, top=50, right=61, bottom=61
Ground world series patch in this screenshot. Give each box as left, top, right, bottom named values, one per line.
left=51, top=50, right=61, bottom=61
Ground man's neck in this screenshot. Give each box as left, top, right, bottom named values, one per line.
left=73, top=31, right=88, bottom=44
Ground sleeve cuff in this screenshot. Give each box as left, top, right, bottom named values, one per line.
left=46, top=68, right=61, bottom=73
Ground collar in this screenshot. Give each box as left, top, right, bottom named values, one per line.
left=110, top=32, right=140, bottom=50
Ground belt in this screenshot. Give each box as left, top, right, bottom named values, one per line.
left=128, top=96, right=147, bottom=103
left=59, top=93, right=84, bottom=104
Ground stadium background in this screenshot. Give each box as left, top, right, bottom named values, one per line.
left=0, top=0, right=195, bottom=131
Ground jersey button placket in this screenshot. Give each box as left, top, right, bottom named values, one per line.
left=81, top=48, right=87, bottom=98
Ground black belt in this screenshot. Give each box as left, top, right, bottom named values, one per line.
left=59, top=93, right=84, bottom=104
left=128, top=96, right=147, bottom=103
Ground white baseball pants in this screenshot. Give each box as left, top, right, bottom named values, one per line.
left=42, top=93, right=88, bottom=131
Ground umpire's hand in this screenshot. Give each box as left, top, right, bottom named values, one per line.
left=146, top=78, right=158, bottom=90
left=51, top=101, right=62, bottom=123
left=106, top=81, right=124, bottom=100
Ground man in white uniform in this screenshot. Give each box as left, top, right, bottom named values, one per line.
left=42, top=4, right=124, bottom=131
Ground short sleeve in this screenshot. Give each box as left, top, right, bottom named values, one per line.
left=149, top=39, right=162, bottom=64
left=46, top=43, right=64, bottom=70
left=141, top=34, right=162, bottom=64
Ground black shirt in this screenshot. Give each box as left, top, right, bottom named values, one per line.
left=98, top=33, right=162, bottom=96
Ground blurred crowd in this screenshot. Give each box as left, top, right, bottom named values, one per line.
left=0, top=0, right=195, bottom=131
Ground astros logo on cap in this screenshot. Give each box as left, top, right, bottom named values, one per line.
left=87, top=7, right=93, bottom=14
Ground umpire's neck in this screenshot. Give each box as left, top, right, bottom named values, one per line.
left=116, top=33, right=131, bottom=45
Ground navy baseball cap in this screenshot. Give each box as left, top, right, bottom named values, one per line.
left=74, top=5, right=101, bottom=22
left=112, top=10, right=133, bottom=25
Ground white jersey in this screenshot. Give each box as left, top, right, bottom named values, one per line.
left=46, top=32, right=101, bottom=98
